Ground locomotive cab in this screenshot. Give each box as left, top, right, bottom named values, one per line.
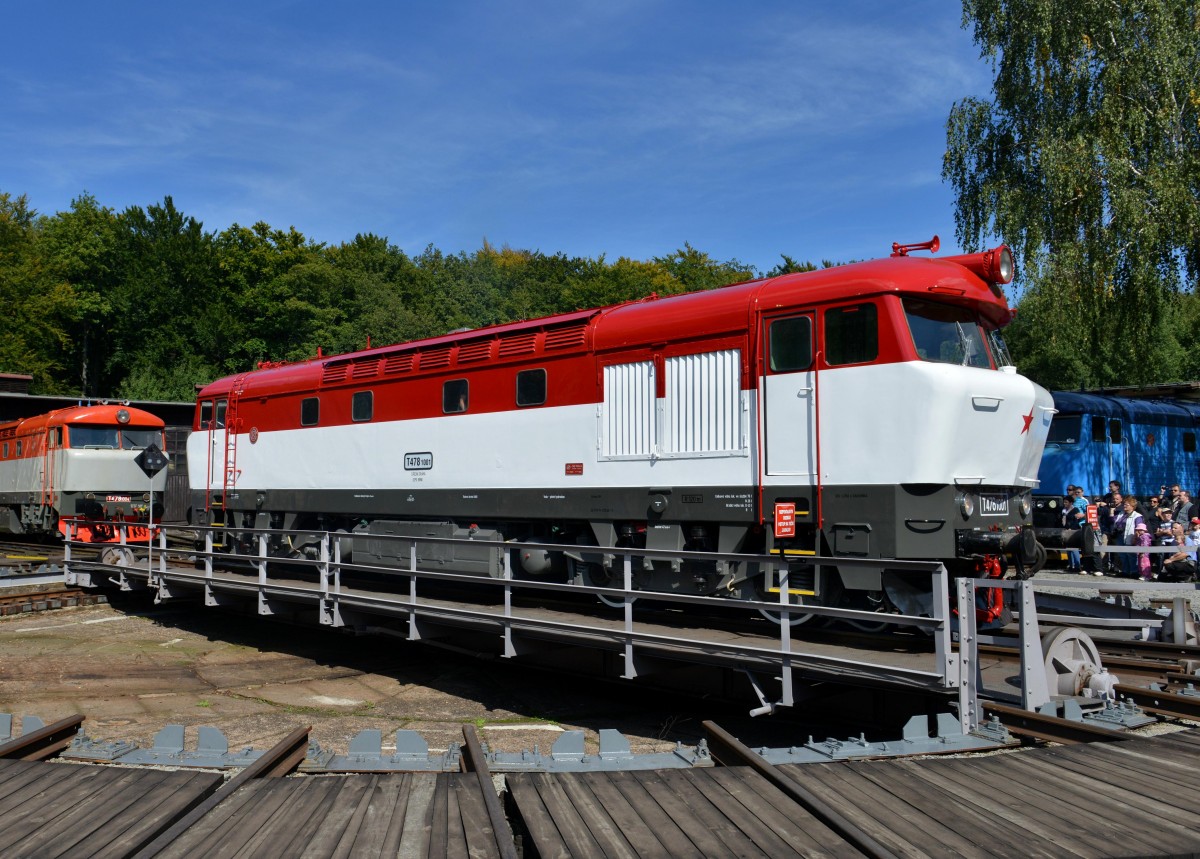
left=0, top=404, right=168, bottom=542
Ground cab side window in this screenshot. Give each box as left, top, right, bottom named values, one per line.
left=768, top=316, right=813, bottom=372
left=825, top=303, right=878, bottom=366
left=301, top=397, right=320, bottom=427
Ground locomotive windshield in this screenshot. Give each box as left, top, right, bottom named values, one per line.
left=70, top=425, right=162, bottom=449
left=902, top=298, right=992, bottom=368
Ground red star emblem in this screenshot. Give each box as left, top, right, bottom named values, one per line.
left=1020, top=408, right=1034, bottom=434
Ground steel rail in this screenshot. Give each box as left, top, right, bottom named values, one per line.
left=981, top=701, right=1131, bottom=745
left=703, top=720, right=896, bottom=859
left=1094, top=638, right=1200, bottom=661
left=1114, top=684, right=1200, bottom=722
left=130, top=725, right=311, bottom=858
left=460, top=725, right=519, bottom=859
left=0, top=714, right=83, bottom=761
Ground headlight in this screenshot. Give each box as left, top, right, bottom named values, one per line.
left=958, top=493, right=975, bottom=519
left=994, top=246, right=1015, bottom=284
left=1019, top=496, right=1031, bottom=519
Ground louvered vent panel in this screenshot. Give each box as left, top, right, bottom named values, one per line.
left=457, top=341, right=492, bottom=363
left=498, top=332, right=537, bottom=357
left=322, top=365, right=348, bottom=384
left=420, top=347, right=451, bottom=370
left=544, top=324, right=586, bottom=350
left=601, top=361, right=656, bottom=458
left=351, top=359, right=380, bottom=379
left=383, top=353, right=413, bottom=374
left=664, top=350, right=742, bottom=453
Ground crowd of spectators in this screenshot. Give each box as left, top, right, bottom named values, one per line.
left=1061, top=480, right=1198, bottom=582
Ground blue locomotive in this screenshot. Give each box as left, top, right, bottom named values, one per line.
left=1032, top=391, right=1200, bottom=558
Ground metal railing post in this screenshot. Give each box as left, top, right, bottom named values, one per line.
left=779, top=559, right=793, bottom=707
left=955, top=577, right=978, bottom=734
left=622, top=550, right=636, bottom=679
left=1018, top=579, right=1050, bottom=710
left=932, top=564, right=954, bottom=685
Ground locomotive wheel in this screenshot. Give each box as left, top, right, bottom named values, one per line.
left=754, top=577, right=814, bottom=626
left=1027, top=542, right=1048, bottom=575
left=1042, top=626, right=1104, bottom=697
left=841, top=589, right=896, bottom=633
left=573, top=559, right=630, bottom=608
left=758, top=604, right=815, bottom=626
left=100, top=546, right=136, bottom=567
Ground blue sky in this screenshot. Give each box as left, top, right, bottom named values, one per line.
left=3, top=1, right=993, bottom=274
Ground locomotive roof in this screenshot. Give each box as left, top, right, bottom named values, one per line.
left=0, top=404, right=166, bottom=435
left=1051, top=391, right=1200, bottom=425
left=196, top=250, right=1011, bottom=397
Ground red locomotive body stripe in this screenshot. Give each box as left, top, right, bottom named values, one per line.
left=195, top=252, right=1010, bottom=435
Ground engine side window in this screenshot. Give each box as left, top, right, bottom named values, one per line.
left=444, top=379, right=468, bottom=413
left=199, top=400, right=213, bottom=430
left=768, top=316, right=813, bottom=372
left=516, top=369, right=547, bottom=407
left=1091, top=416, right=1107, bottom=442
left=1046, top=415, right=1081, bottom=445
left=825, top=303, right=879, bottom=366
left=1185, top=431, right=1196, bottom=453
left=352, top=391, right=373, bottom=422
left=301, top=397, right=320, bottom=427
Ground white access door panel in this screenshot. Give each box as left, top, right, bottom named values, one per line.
left=663, top=349, right=743, bottom=456
left=764, top=371, right=816, bottom=477
left=601, top=360, right=656, bottom=459
left=762, top=313, right=817, bottom=479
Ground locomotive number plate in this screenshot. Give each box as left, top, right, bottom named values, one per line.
left=979, top=494, right=1009, bottom=516
left=404, top=452, right=433, bottom=470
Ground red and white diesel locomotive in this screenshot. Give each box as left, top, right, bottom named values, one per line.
left=188, top=238, right=1053, bottom=622
left=0, top=404, right=167, bottom=542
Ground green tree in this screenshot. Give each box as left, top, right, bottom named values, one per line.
left=944, top=0, right=1199, bottom=387
left=39, top=194, right=123, bottom=396
left=110, top=197, right=223, bottom=400
left=652, top=243, right=756, bottom=294
left=0, top=193, right=80, bottom=393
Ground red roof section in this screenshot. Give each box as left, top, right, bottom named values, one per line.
left=197, top=249, right=1012, bottom=398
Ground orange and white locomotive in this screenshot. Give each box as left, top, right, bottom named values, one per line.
left=189, top=239, right=1053, bottom=621
left=0, top=404, right=167, bottom=542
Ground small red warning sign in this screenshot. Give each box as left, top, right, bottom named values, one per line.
left=774, top=502, right=796, bottom=538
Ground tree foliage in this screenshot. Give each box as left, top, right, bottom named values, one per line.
left=945, top=0, right=1199, bottom=388
left=0, top=192, right=801, bottom=400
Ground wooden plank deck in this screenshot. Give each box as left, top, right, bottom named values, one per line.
left=776, top=730, right=1200, bottom=859
left=508, top=729, right=1200, bottom=858
left=0, top=758, right=221, bottom=858
left=3, top=728, right=1199, bottom=856
left=506, top=765, right=854, bottom=858
left=154, top=772, right=503, bottom=859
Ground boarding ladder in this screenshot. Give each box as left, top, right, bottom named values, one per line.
left=208, top=374, right=249, bottom=547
